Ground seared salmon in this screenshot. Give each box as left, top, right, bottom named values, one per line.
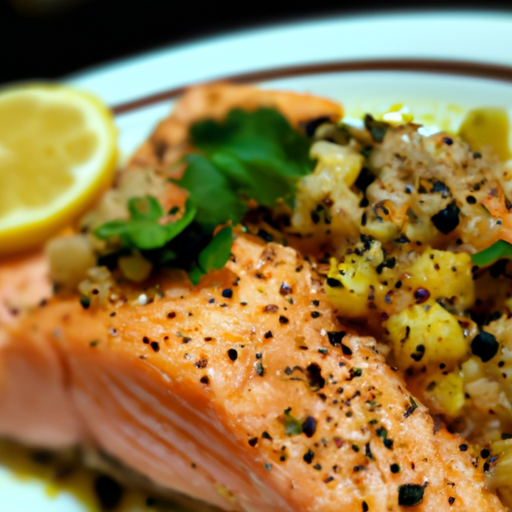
left=0, top=84, right=505, bottom=511
left=0, top=234, right=505, bottom=511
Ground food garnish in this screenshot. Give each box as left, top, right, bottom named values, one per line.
left=95, top=108, right=314, bottom=284
left=0, top=84, right=117, bottom=254
left=471, top=239, right=512, bottom=267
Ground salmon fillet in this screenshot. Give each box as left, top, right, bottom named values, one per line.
left=0, top=84, right=505, bottom=511
left=0, top=234, right=505, bottom=511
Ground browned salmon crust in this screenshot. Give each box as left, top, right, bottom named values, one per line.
left=0, top=235, right=504, bottom=511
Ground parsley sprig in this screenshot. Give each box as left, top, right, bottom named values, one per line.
left=94, top=108, right=314, bottom=284
left=180, top=108, right=314, bottom=223
left=95, top=196, right=196, bottom=250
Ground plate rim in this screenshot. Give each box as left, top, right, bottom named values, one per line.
left=68, top=10, right=512, bottom=109
left=111, top=57, right=512, bottom=116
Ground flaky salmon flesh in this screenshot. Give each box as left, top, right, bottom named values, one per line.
left=0, top=84, right=505, bottom=511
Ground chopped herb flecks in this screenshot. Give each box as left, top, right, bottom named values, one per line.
left=284, top=409, right=303, bottom=436
left=404, top=397, right=418, bottom=418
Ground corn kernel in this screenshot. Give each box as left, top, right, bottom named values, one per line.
left=326, top=256, right=384, bottom=318
left=404, top=248, right=474, bottom=312
left=386, top=302, right=468, bottom=370
left=422, top=371, right=465, bottom=417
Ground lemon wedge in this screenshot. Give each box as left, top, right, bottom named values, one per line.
left=0, top=84, right=117, bottom=254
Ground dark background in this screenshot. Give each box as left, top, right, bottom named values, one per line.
left=1, top=0, right=512, bottom=86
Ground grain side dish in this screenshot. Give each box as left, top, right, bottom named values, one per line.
left=2, top=83, right=512, bottom=511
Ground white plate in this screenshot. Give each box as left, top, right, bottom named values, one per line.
left=4, top=9, right=512, bottom=512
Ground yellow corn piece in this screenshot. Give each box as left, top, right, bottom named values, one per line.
left=386, top=302, right=468, bottom=371
left=422, top=371, right=465, bottom=417
left=404, top=248, right=475, bottom=312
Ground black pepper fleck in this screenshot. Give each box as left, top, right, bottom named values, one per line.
left=383, top=439, right=394, bottom=450
left=222, top=288, right=233, bottom=299
left=302, top=417, right=317, bottom=438
left=471, top=332, right=499, bottom=362
left=481, top=449, right=490, bottom=459
left=326, top=277, right=343, bottom=288
left=228, top=349, right=238, bottom=361
left=303, top=449, right=315, bottom=464
left=431, top=202, right=460, bottom=234
left=327, top=331, right=347, bottom=348
left=79, top=296, right=91, bottom=309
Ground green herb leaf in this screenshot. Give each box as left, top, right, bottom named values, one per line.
left=94, top=220, right=131, bottom=240
left=284, top=408, right=303, bottom=436
left=94, top=196, right=196, bottom=251
left=164, top=202, right=197, bottom=240
left=197, top=226, right=233, bottom=273
left=471, top=240, right=512, bottom=267
left=179, top=108, right=314, bottom=213
left=178, top=154, right=248, bottom=228
left=128, top=222, right=170, bottom=250
left=128, top=195, right=164, bottom=221
left=189, top=226, right=233, bottom=285
left=188, top=266, right=206, bottom=287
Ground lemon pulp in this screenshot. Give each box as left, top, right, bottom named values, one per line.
left=0, top=84, right=117, bottom=254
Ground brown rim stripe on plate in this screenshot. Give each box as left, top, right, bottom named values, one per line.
left=111, top=58, right=512, bottom=115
